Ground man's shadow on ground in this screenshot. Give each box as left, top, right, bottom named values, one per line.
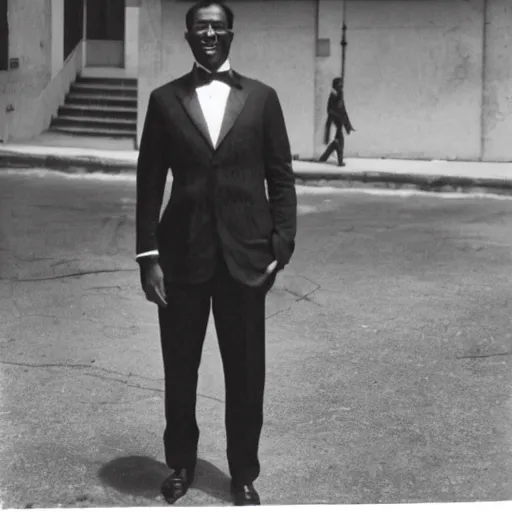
left=98, top=455, right=232, bottom=503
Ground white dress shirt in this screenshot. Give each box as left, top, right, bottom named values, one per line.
left=195, top=59, right=231, bottom=148
left=136, top=60, right=232, bottom=261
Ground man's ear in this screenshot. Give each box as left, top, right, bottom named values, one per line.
left=184, top=31, right=190, bottom=42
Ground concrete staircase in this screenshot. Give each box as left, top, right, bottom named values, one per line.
left=49, top=75, right=137, bottom=139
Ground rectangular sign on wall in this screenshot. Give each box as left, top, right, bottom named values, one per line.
left=316, top=38, right=331, bottom=57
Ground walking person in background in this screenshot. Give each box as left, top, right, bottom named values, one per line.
left=135, top=0, right=297, bottom=506
left=320, top=77, right=355, bottom=167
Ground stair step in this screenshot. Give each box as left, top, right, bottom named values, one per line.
left=52, top=115, right=136, bottom=127
left=66, top=93, right=137, bottom=107
left=48, top=126, right=137, bottom=137
left=59, top=105, right=137, bottom=119
left=77, top=76, right=138, bottom=87
left=48, top=72, right=139, bottom=141
left=70, top=83, right=137, bottom=96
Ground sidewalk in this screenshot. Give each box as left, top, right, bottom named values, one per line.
left=1, top=134, right=512, bottom=193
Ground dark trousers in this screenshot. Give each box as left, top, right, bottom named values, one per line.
left=320, top=130, right=345, bottom=166
left=157, top=256, right=270, bottom=485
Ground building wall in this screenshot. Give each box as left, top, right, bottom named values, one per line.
left=137, top=0, right=163, bottom=146
left=314, top=0, right=344, bottom=156
left=125, top=0, right=140, bottom=77
left=482, top=0, right=512, bottom=161
left=341, top=0, right=484, bottom=160
left=138, top=0, right=317, bottom=158
left=136, top=0, right=512, bottom=162
left=0, top=0, right=53, bottom=140
left=51, top=0, right=64, bottom=79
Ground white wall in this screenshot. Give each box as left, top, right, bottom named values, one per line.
left=315, top=0, right=344, bottom=156
left=342, top=0, right=484, bottom=160
left=125, top=3, right=140, bottom=77
left=482, top=0, right=512, bottom=161
left=51, top=0, right=64, bottom=79
left=0, top=0, right=52, bottom=140
left=38, top=41, right=83, bottom=134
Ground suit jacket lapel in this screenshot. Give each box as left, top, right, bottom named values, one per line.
left=215, top=78, right=249, bottom=150
left=175, top=72, right=215, bottom=150
left=174, top=70, right=250, bottom=152
left=182, top=92, right=215, bottom=149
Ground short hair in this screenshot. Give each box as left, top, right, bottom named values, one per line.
left=332, top=77, right=342, bottom=88
left=186, top=1, right=235, bottom=31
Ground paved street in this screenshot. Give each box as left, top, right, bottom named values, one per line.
left=1, top=169, right=511, bottom=507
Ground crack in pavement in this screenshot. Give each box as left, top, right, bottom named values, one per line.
left=83, top=371, right=227, bottom=404
left=50, top=258, right=82, bottom=268
left=83, top=371, right=165, bottom=394
left=456, top=352, right=511, bottom=359
left=0, top=359, right=224, bottom=404
left=278, top=274, right=322, bottom=302
left=32, top=203, right=93, bottom=212
left=282, top=285, right=322, bottom=305
left=1, top=274, right=323, bottom=398
left=1, top=270, right=323, bottom=307
left=0, top=360, right=162, bottom=381
left=0, top=268, right=137, bottom=282
left=260, top=274, right=325, bottom=320
left=266, top=306, right=293, bottom=320
left=14, top=255, right=57, bottom=263
left=0, top=312, right=134, bottom=328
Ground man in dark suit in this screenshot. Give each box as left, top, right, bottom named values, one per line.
left=135, top=0, right=297, bottom=506
left=320, top=77, right=355, bottom=166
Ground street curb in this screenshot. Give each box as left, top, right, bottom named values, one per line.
left=0, top=152, right=135, bottom=173
left=293, top=171, right=512, bottom=193
left=2, top=150, right=512, bottom=195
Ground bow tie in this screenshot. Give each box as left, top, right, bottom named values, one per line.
left=194, top=66, right=241, bottom=89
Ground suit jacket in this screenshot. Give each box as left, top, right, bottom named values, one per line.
left=135, top=68, right=297, bottom=286
left=324, top=91, right=354, bottom=144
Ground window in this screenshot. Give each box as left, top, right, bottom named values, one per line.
left=0, top=0, right=8, bottom=70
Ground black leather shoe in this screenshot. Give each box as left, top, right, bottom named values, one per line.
left=161, top=468, right=194, bottom=504
left=231, top=482, right=260, bottom=506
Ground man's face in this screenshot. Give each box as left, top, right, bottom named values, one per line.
left=185, top=5, right=234, bottom=71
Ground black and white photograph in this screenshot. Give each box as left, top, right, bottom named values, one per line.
left=0, top=0, right=511, bottom=509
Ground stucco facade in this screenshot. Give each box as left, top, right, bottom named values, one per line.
left=315, top=0, right=344, bottom=156
left=0, top=0, right=53, bottom=140
left=343, top=0, right=485, bottom=160
left=2, top=0, right=511, bottom=161
left=481, top=0, right=512, bottom=161
left=138, top=0, right=512, bottom=162
left=342, top=0, right=512, bottom=161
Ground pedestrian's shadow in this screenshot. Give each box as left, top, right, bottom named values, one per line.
left=97, top=455, right=232, bottom=502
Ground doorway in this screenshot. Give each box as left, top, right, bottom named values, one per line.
left=64, top=0, right=84, bottom=61
left=0, top=0, right=8, bottom=70
left=85, top=0, right=125, bottom=68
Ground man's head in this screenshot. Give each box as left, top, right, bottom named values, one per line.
left=332, top=77, right=343, bottom=92
left=185, top=1, right=235, bottom=71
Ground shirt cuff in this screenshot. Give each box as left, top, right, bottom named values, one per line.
left=135, top=250, right=159, bottom=261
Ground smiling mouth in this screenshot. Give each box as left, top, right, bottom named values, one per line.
left=202, top=44, right=217, bottom=54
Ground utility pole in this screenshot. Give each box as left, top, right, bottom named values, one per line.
left=341, top=1, right=347, bottom=87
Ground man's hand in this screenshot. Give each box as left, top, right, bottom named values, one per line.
left=246, top=260, right=278, bottom=288
left=140, top=259, right=167, bottom=308
left=266, top=260, right=278, bottom=274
